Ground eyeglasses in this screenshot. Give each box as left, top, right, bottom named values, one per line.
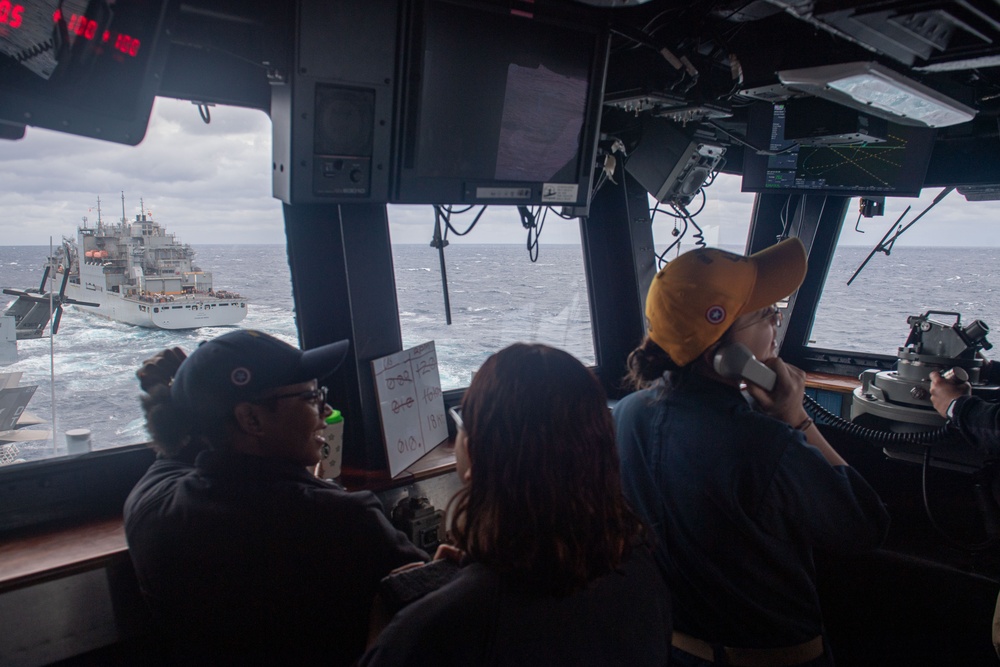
left=448, top=406, right=465, bottom=432
left=732, top=305, right=782, bottom=332
left=257, top=386, right=328, bottom=408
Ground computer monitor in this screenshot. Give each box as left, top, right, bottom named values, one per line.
left=741, top=101, right=937, bottom=197
left=392, top=0, right=609, bottom=207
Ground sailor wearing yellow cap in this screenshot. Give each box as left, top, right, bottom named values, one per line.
left=614, top=238, right=889, bottom=667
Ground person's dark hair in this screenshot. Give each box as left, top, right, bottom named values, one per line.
left=624, top=321, right=747, bottom=392
left=625, top=335, right=693, bottom=391
left=450, top=343, right=645, bottom=596
left=140, top=385, right=231, bottom=460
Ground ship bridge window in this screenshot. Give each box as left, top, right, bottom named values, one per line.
left=808, top=191, right=1000, bottom=357
left=388, top=204, right=596, bottom=390
left=0, top=99, right=283, bottom=469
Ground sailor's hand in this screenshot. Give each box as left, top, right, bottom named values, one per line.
left=745, top=357, right=810, bottom=427
left=137, top=347, right=187, bottom=393
left=929, top=370, right=971, bottom=418
left=433, top=543, right=464, bottom=564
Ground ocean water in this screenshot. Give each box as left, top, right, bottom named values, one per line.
left=1, top=242, right=997, bottom=462
left=0, top=243, right=593, bottom=461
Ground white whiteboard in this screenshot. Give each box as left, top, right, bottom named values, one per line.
left=371, top=341, right=447, bottom=477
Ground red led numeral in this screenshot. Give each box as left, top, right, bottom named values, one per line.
left=0, top=1, right=25, bottom=29
left=66, top=13, right=99, bottom=41
left=114, top=33, right=140, bottom=57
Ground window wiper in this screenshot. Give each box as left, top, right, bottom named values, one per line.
left=846, top=187, right=954, bottom=286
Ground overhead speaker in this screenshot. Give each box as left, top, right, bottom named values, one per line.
left=314, top=85, right=375, bottom=156
left=312, top=84, right=376, bottom=197
left=271, top=0, right=398, bottom=203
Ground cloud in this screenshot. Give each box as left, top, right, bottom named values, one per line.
left=3, top=97, right=999, bottom=247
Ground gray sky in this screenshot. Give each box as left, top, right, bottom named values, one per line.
left=2, top=97, right=998, bottom=247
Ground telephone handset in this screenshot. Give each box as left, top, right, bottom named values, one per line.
left=713, top=343, right=959, bottom=450
left=713, top=342, right=777, bottom=391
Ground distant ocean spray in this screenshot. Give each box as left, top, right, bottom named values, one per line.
left=1, top=242, right=998, bottom=462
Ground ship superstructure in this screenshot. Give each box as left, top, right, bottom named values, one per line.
left=51, top=196, right=247, bottom=329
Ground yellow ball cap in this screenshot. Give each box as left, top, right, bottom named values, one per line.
left=644, top=237, right=807, bottom=367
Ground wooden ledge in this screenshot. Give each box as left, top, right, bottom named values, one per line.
left=340, top=439, right=457, bottom=492
left=0, top=441, right=458, bottom=596
left=0, top=515, right=128, bottom=594
left=806, top=371, right=861, bottom=394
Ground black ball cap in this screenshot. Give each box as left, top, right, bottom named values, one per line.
left=171, top=329, right=349, bottom=418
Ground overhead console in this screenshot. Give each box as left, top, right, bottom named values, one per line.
left=741, top=101, right=937, bottom=198
left=271, top=0, right=609, bottom=207
left=0, top=0, right=176, bottom=145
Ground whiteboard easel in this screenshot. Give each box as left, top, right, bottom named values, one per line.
left=372, top=341, right=448, bottom=477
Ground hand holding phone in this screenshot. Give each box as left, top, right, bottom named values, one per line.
left=714, top=343, right=810, bottom=426
left=713, top=343, right=776, bottom=391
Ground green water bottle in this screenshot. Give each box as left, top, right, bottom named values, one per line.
left=318, top=410, right=344, bottom=479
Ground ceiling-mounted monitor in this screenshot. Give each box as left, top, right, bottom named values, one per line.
left=0, top=0, right=175, bottom=145
left=741, top=101, right=937, bottom=198
left=392, top=0, right=609, bottom=207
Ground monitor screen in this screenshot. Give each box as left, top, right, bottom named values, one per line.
left=392, top=0, right=609, bottom=206
left=0, top=0, right=173, bottom=145
left=741, top=101, right=936, bottom=197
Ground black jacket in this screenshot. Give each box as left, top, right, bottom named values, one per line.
left=360, top=545, right=672, bottom=667
left=124, top=450, right=428, bottom=666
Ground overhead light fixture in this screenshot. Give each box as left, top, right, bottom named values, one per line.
left=777, top=62, right=976, bottom=128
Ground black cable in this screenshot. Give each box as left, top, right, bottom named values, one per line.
left=434, top=204, right=487, bottom=238
left=656, top=218, right=688, bottom=269
left=671, top=202, right=706, bottom=248
left=803, top=393, right=953, bottom=445
left=518, top=206, right=545, bottom=262
left=853, top=210, right=865, bottom=234
left=549, top=206, right=577, bottom=220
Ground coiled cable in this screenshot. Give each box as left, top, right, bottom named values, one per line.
left=803, top=393, right=953, bottom=445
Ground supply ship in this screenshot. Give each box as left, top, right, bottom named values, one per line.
left=51, top=196, right=247, bottom=329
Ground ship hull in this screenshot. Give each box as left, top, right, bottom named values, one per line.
left=65, top=283, right=247, bottom=329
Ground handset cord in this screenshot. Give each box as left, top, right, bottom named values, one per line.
left=802, top=393, right=953, bottom=445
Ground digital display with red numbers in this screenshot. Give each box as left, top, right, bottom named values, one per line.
left=0, top=0, right=171, bottom=145
left=65, top=11, right=141, bottom=57
left=0, top=2, right=25, bottom=29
